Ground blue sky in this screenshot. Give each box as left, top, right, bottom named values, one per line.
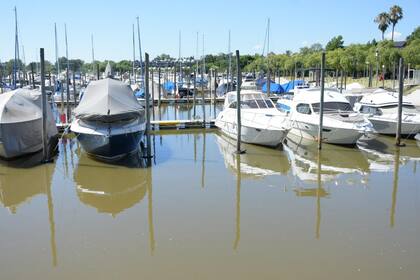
left=0, top=0, right=419, bottom=63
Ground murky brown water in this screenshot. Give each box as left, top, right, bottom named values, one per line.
left=1, top=130, right=419, bottom=280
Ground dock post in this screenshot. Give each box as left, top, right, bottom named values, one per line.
left=158, top=66, right=161, bottom=107
left=96, top=64, right=100, bottom=80
left=40, top=48, right=51, bottom=163
left=235, top=50, right=244, bottom=154
left=201, top=77, right=205, bottom=126
left=340, top=69, right=343, bottom=93
left=31, top=63, right=35, bottom=89
left=396, top=57, right=404, bottom=146
left=174, top=65, right=177, bottom=97
left=66, top=68, right=70, bottom=122
left=145, top=53, right=152, bottom=160
left=214, top=69, right=217, bottom=119
left=317, top=52, right=326, bottom=150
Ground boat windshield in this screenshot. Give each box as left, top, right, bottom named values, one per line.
left=228, top=94, right=275, bottom=109
left=311, top=102, right=353, bottom=113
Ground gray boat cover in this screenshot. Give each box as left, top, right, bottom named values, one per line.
left=74, top=78, right=143, bottom=122
left=0, top=88, right=58, bottom=158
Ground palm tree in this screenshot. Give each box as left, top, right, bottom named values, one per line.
left=388, top=5, right=403, bottom=41
left=374, top=12, right=390, bottom=40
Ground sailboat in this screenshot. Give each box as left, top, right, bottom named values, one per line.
left=70, top=67, right=146, bottom=161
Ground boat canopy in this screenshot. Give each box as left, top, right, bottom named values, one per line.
left=262, top=82, right=284, bottom=94
left=74, top=78, right=143, bottom=122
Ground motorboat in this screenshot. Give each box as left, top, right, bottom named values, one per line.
left=216, top=78, right=236, bottom=97
left=70, top=78, right=146, bottom=161
left=405, top=89, right=420, bottom=110
left=215, top=90, right=289, bottom=147
left=0, top=88, right=58, bottom=159
left=354, top=89, right=420, bottom=136
left=277, top=88, right=374, bottom=145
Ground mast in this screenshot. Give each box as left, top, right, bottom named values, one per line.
left=179, top=30, right=182, bottom=83
left=228, top=30, right=232, bottom=92
left=202, top=33, right=205, bottom=77
left=136, top=17, right=144, bottom=80
left=54, top=23, right=60, bottom=79
left=132, top=24, right=136, bottom=82
left=91, top=34, right=95, bottom=74
left=65, top=24, right=70, bottom=75
left=13, top=6, right=20, bottom=89
left=196, top=31, right=199, bottom=76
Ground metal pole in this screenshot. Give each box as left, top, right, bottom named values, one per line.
left=317, top=52, right=326, bottom=150
left=235, top=50, right=243, bottom=154
left=201, top=74, right=205, bottom=126
left=31, top=63, right=35, bottom=89
left=145, top=53, right=152, bottom=159
left=40, top=48, right=50, bottom=162
left=193, top=69, right=196, bottom=118
left=136, top=17, right=144, bottom=80
left=214, top=69, right=217, bottom=119
left=396, top=57, right=404, bottom=146
left=132, top=24, right=136, bottom=83
left=72, top=69, right=77, bottom=106
left=382, top=65, right=385, bottom=88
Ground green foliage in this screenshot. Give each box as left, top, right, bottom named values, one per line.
left=326, top=35, right=344, bottom=51
left=374, top=12, right=390, bottom=40
left=407, top=26, right=420, bottom=44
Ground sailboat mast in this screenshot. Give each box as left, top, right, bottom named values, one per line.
left=13, top=6, right=20, bottom=88
left=132, top=24, right=136, bottom=82
left=54, top=23, right=60, bottom=78
left=196, top=31, right=199, bottom=76
left=136, top=17, right=144, bottom=80
left=91, top=34, right=95, bottom=74
left=202, top=34, right=205, bottom=76
left=65, top=24, right=70, bottom=75
left=228, top=30, right=232, bottom=89
left=179, top=30, right=182, bottom=82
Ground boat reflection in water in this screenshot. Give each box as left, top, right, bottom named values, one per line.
left=283, top=133, right=370, bottom=184
left=357, top=135, right=420, bottom=172
left=215, top=133, right=290, bottom=178
left=0, top=151, right=58, bottom=266
left=74, top=152, right=151, bottom=216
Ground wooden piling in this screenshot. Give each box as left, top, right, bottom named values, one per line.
left=396, top=57, right=404, bottom=146
left=72, top=70, right=77, bottom=106
left=145, top=53, right=152, bottom=159
left=31, top=63, right=35, bottom=89
left=158, top=67, right=161, bottom=106
left=151, top=68, right=155, bottom=120
left=235, top=50, right=243, bottom=154
left=214, top=69, right=217, bottom=119
left=40, top=48, right=50, bottom=162
left=368, top=63, right=373, bottom=87
left=317, top=52, right=326, bottom=150
left=193, top=70, right=197, bottom=118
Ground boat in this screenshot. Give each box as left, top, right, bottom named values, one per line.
left=216, top=78, right=236, bottom=97
left=215, top=90, right=289, bottom=147
left=70, top=78, right=146, bottom=161
left=277, top=88, right=374, bottom=145
left=354, top=89, right=420, bottom=136
left=0, top=88, right=58, bottom=159
left=405, top=89, right=420, bottom=110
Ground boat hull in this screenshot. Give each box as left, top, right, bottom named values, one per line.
left=77, top=131, right=143, bottom=161
left=288, top=121, right=364, bottom=145
left=369, top=118, right=420, bottom=136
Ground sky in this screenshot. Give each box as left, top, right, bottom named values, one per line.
left=0, top=0, right=419, bottom=63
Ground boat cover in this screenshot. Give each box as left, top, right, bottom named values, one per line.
left=74, top=78, right=143, bottom=122
left=0, top=88, right=58, bottom=158
left=262, top=82, right=284, bottom=94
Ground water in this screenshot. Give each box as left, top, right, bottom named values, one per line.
left=0, top=131, right=419, bottom=280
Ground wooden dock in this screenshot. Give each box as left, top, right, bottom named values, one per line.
left=57, top=119, right=217, bottom=133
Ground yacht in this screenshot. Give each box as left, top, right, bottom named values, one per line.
left=71, top=78, right=145, bottom=161
left=277, top=88, right=374, bottom=145
left=215, top=90, right=289, bottom=147
left=354, top=89, right=420, bottom=136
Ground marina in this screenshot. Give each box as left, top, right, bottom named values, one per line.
left=1, top=1, right=420, bottom=279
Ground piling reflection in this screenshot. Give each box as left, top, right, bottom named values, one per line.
left=215, top=133, right=290, bottom=178
left=234, top=153, right=241, bottom=250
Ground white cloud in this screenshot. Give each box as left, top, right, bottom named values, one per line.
left=385, top=31, right=402, bottom=40
left=253, top=44, right=262, bottom=50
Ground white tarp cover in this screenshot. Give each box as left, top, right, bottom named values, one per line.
left=74, top=78, right=143, bottom=122
left=0, top=88, right=58, bottom=158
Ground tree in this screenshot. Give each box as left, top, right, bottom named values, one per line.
left=326, top=35, right=344, bottom=51
left=374, top=12, right=390, bottom=40
left=406, top=26, right=420, bottom=44
left=388, top=5, right=403, bottom=41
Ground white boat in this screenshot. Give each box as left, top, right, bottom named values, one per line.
left=71, top=78, right=146, bottom=161
left=0, top=88, right=58, bottom=159
left=277, top=88, right=374, bottom=145
left=354, top=89, right=420, bottom=136
left=215, top=90, right=289, bottom=147
left=405, top=89, right=420, bottom=110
